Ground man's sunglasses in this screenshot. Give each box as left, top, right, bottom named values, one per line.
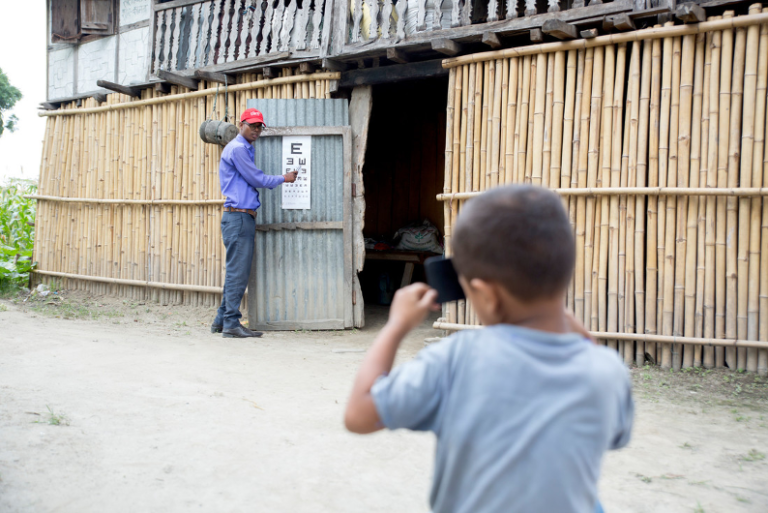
left=243, top=121, right=266, bottom=130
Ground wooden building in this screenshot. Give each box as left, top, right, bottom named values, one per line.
left=36, top=0, right=768, bottom=372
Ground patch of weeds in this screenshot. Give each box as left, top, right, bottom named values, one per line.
left=736, top=496, right=751, bottom=504
left=740, top=449, right=766, bottom=462
left=0, top=303, right=7, bottom=312
left=636, top=473, right=652, bottom=484
left=735, top=415, right=751, bottom=422
left=680, top=442, right=693, bottom=450
left=693, top=502, right=705, bottom=513
left=33, top=406, right=68, bottom=426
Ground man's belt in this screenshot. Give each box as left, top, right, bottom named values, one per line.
left=223, top=207, right=257, bottom=217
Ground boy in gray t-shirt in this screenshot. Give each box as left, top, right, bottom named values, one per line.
left=344, top=185, right=633, bottom=513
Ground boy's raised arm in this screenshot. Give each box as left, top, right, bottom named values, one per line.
left=344, top=284, right=439, bottom=434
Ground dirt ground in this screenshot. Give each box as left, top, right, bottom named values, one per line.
left=1, top=291, right=767, bottom=513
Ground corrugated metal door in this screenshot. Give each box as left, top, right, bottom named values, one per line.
left=246, top=99, right=353, bottom=330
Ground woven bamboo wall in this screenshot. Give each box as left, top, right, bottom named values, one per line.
left=34, top=70, right=337, bottom=311
left=440, top=7, right=768, bottom=373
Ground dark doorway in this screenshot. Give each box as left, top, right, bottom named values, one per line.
left=359, top=76, right=449, bottom=307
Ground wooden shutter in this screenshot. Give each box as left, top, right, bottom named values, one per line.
left=51, top=0, right=81, bottom=42
left=80, top=0, right=114, bottom=35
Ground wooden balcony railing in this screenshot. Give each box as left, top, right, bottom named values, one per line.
left=346, top=0, right=620, bottom=44
left=153, top=0, right=332, bottom=73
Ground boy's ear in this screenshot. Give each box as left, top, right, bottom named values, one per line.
left=468, top=277, right=503, bottom=317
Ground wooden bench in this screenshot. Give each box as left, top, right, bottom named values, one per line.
left=364, top=250, right=439, bottom=288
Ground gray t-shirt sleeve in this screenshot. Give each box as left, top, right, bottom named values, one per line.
left=610, top=364, right=635, bottom=450
left=370, top=339, right=456, bottom=432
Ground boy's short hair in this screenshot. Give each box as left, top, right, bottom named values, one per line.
left=451, top=185, right=575, bottom=301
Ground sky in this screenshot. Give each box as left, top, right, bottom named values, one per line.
left=0, top=1, right=47, bottom=184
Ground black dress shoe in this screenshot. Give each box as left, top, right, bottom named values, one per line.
left=211, top=324, right=223, bottom=333
left=222, top=325, right=263, bottom=338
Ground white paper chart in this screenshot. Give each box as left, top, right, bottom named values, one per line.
left=281, top=136, right=312, bottom=209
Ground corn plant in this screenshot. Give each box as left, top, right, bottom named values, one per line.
left=0, top=178, right=36, bottom=292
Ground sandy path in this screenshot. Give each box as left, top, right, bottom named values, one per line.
left=0, top=300, right=766, bottom=512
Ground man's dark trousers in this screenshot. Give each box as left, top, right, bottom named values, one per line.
left=214, top=211, right=256, bottom=329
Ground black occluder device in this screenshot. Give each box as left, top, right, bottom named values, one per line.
left=424, top=256, right=466, bottom=304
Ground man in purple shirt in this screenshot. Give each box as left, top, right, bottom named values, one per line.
left=211, top=108, right=298, bottom=338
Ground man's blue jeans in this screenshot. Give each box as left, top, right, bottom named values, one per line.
left=213, top=211, right=256, bottom=329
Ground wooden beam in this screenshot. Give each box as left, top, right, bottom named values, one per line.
left=39, top=102, right=60, bottom=110
left=676, top=3, right=706, bottom=23
left=155, top=70, right=199, bottom=91
left=339, top=59, right=448, bottom=88
left=386, top=47, right=410, bottom=64
left=299, top=62, right=317, bottom=74
left=530, top=28, right=544, bottom=42
left=481, top=31, right=502, bottom=48
left=580, top=28, right=599, bottom=39
left=194, top=69, right=236, bottom=84
left=262, top=66, right=278, bottom=79
left=96, top=80, right=142, bottom=97
left=611, top=13, right=636, bottom=30
left=431, top=39, right=463, bottom=56
left=322, top=58, right=350, bottom=71
left=154, top=82, right=172, bottom=94
left=203, top=51, right=292, bottom=73
left=154, top=0, right=208, bottom=12
left=92, top=93, right=107, bottom=104
left=542, top=19, right=578, bottom=40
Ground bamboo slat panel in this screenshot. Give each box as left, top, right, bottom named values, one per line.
left=441, top=7, right=768, bottom=374
left=34, top=69, right=334, bottom=310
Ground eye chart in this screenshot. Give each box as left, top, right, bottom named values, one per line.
left=281, top=136, right=312, bottom=210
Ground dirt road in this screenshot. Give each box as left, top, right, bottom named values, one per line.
left=1, top=294, right=766, bottom=512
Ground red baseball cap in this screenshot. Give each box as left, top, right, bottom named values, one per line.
left=240, top=108, right=266, bottom=126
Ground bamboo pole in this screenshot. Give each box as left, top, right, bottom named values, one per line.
left=672, top=34, right=695, bottom=369
left=618, top=45, right=633, bottom=353
left=738, top=4, right=762, bottom=372
left=598, top=44, right=615, bottom=342
left=490, top=59, right=504, bottom=187
left=656, top=29, right=673, bottom=360
left=661, top=33, right=682, bottom=369
left=704, top=21, right=722, bottom=368
left=432, top=321, right=768, bottom=350
left=758, top=11, right=768, bottom=375
left=575, top=49, right=594, bottom=324
left=715, top=13, right=736, bottom=368
left=726, top=22, right=746, bottom=369
left=525, top=56, right=537, bottom=184
left=516, top=56, right=532, bottom=184
left=635, top=37, right=653, bottom=365
left=532, top=53, right=547, bottom=186
left=442, top=12, right=768, bottom=68
left=622, top=40, right=639, bottom=364
left=498, top=58, right=509, bottom=187
left=569, top=50, right=586, bottom=314
left=40, top=74, right=342, bottom=117
left=504, top=58, right=519, bottom=184
left=686, top=32, right=707, bottom=367
left=33, top=269, right=225, bottom=293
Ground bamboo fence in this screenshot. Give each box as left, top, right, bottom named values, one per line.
left=33, top=69, right=337, bottom=312
left=441, top=6, right=768, bottom=374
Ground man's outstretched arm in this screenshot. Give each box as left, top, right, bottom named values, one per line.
left=232, top=145, right=285, bottom=190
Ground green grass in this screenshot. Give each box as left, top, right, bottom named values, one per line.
left=33, top=406, right=68, bottom=426
left=0, top=179, right=36, bottom=294
left=741, top=449, right=766, bottom=462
